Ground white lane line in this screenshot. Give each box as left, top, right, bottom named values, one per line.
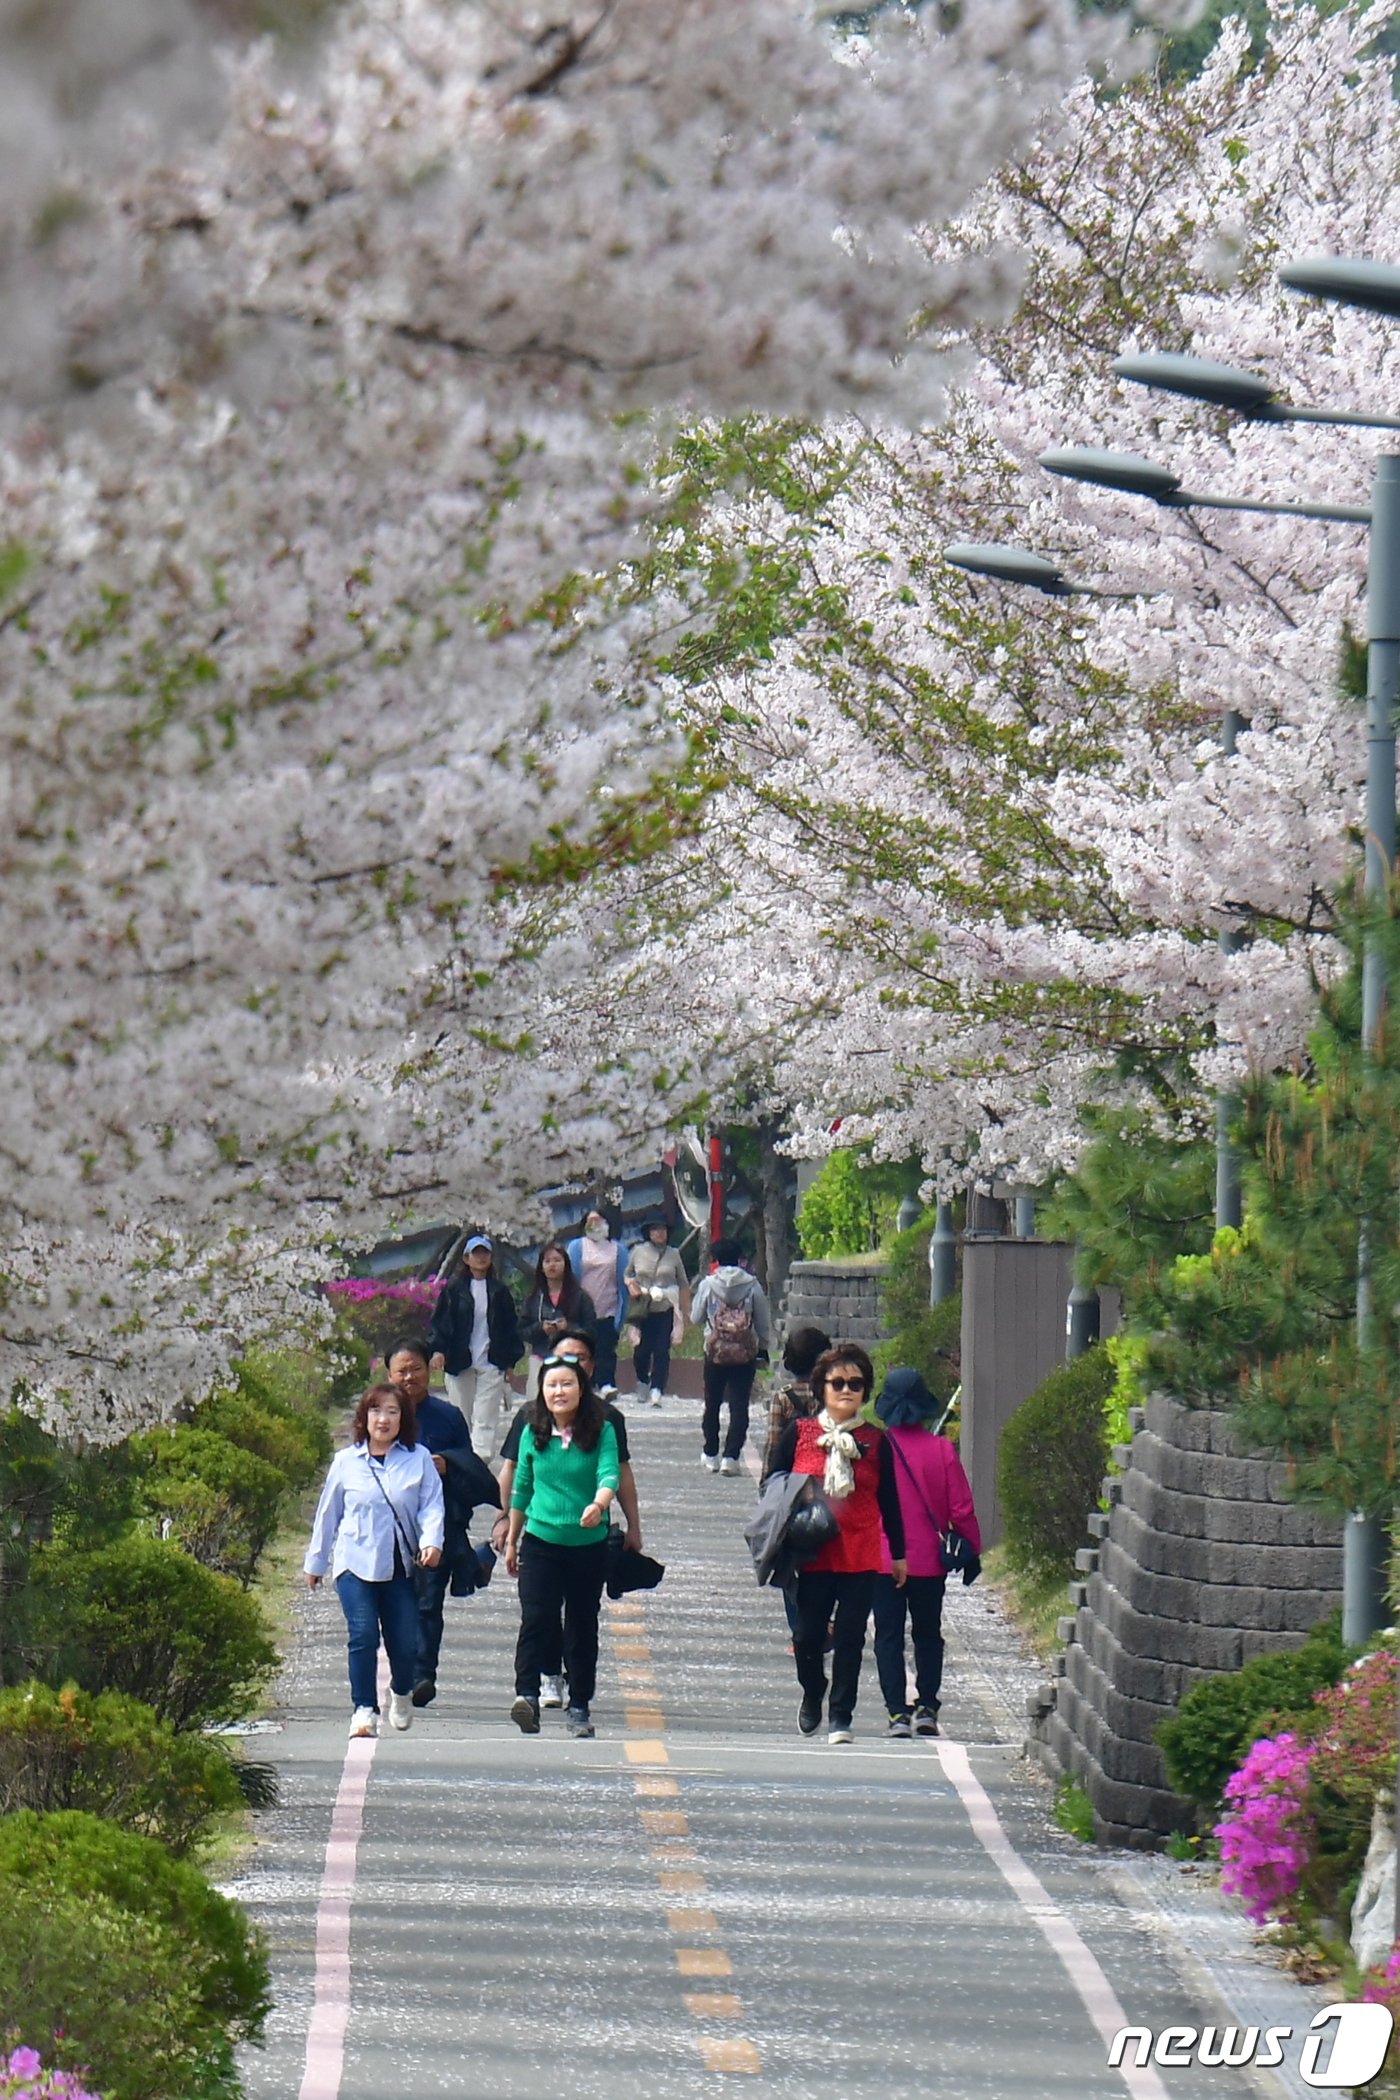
left=937, top=1740, right=1170, bottom=2100
left=297, top=1659, right=386, bottom=2100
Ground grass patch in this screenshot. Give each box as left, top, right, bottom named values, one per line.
left=1054, top=1775, right=1096, bottom=1843
left=981, top=1544, right=1073, bottom=1664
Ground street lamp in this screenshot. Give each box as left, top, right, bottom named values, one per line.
left=945, top=538, right=1249, bottom=1236
left=1048, top=275, right=1400, bottom=1643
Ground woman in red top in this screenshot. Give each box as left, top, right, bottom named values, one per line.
left=768, top=1344, right=906, bottom=1745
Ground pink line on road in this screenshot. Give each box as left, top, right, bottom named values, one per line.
left=936, top=1740, right=1170, bottom=2100
left=297, top=1731, right=377, bottom=2100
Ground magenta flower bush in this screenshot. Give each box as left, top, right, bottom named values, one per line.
left=1, top=2049, right=102, bottom=2100
left=322, top=1278, right=440, bottom=1363
left=322, top=1280, right=438, bottom=1308
left=1215, top=1733, right=1317, bottom=1923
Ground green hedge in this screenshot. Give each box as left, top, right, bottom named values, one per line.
left=1156, top=1615, right=1351, bottom=1808
left=0, top=1682, right=244, bottom=1854
left=28, top=1533, right=278, bottom=1729
left=132, top=1427, right=289, bottom=1586
left=0, top=1808, right=268, bottom=2100
left=875, top=1210, right=960, bottom=1404
left=997, top=1346, right=1114, bottom=1578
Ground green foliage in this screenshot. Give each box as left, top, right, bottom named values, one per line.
left=0, top=1682, right=244, bottom=1855
left=1156, top=1615, right=1352, bottom=1810
left=198, top=1346, right=334, bottom=1486
left=27, top=1533, right=278, bottom=1730
left=997, top=1346, right=1115, bottom=1579
left=796, top=1148, right=921, bottom=1258
left=0, top=1409, right=137, bottom=1686
left=873, top=1208, right=962, bottom=1404
left=1053, top=1775, right=1096, bottom=1844
left=1103, top=1333, right=1147, bottom=1462
left=0, top=1808, right=268, bottom=2100
left=132, top=1427, right=288, bottom=1586
left=1037, top=1108, right=1216, bottom=1300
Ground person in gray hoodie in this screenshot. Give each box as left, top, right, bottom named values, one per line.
left=690, top=1236, right=771, bottom=1475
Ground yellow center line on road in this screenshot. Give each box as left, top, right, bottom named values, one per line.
left=612, top=1601, right=761, bottom=2076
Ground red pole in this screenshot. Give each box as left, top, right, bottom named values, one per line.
left=708, top=1129, right=724, bottom=1244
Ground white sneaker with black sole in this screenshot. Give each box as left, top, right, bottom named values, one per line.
left=539, top=1675, right=565, bottom=1709
left=349, top=1706, right=378, bottom=1738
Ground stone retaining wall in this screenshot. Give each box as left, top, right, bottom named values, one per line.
left=778, top=1258, right=887, bottom=1345
left=1027, top=1393, right=1343, bottom=1846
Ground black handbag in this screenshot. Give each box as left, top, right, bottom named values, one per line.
left=886, top=1434, right=980, bottom=1584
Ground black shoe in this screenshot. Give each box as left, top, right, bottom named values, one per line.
left=798, top=1695, right=823, bottom=1737
left=510, top=1695, right=540, bottom=1734
left=411, top=1676, right=437, bottom=1708
left=887, top=1711, right=912, bottom=1739
left=566, top=1704, right=595, bottom=1739
left=913, top=1706, right=940, bottom=1737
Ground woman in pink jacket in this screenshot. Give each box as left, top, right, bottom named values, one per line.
left=873, top=1367, right=980, bottom=1739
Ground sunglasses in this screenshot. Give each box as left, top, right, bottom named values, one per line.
left=826, top=1375, right=867, bottom=1394
left=540, top=1356, right=586, bottom=1374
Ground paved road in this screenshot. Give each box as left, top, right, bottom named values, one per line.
left=230, top=1402, right=1257, bottom=2100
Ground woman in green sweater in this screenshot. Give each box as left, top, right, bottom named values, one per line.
left=507, top=1354, right=620, bottom=1739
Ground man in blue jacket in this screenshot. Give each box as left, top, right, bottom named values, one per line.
left=426, top=1234, right=522, bottom=1458
left=386, top=1338, right=500, bottom=1707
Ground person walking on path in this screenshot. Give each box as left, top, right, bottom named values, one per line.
left=427, top=1234, right=522, bottom=1460
left=384, top=1339, right=501, bottom=1709
left=304, top=1382, right=445, bottom=1739
left=506, top=1355, right=619, bottom=1740
left=624, top=1219, right=689, bottom=1408
left=768, top=1344, right=905, bottom=1746
left=692, top=1236, right=771, bottom=1474
left=871, top=1367, right=981, bottom=1740
left=760, top=1322, right=831, bottom=1481
left=521, top=1242, right=597, bottom=1402
left=494, top=1326, right=644, bottom=1709
left=566, top=1211, right=628, bottom=1394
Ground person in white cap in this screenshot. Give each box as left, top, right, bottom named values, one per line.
left=427, top=1235, right=522, bottom=1459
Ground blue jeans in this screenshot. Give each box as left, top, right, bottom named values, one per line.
left=336, top=1569, right=420, bottom=1711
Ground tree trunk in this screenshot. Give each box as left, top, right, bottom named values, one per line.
left=756, top=1117, right=793, bottom=1307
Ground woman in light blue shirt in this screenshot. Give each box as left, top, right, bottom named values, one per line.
left=306, top=1382, right=445, bottom=1739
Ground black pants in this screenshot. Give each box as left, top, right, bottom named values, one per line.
left=873, top=1573, right=947, bottom=1716
left=793, top=1569, right=877, bottom=1727
left=633, top=1310, right=673, bottom=1393
left=414, top=1559, right=452, bottom=1683
left=592, top=1323, right=619, bottom=1391
left=515, top=1534, right=607, bottom=1706
left=702, top=1359, right=756, bottom=1459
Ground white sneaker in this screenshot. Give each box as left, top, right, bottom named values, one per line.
left=701, top=1454, right=720, bottom=1473
left=349, top=1706, right=378, bottom=1738
left=719, top=1456, right=742, bottom=1477
left=540, top=1674, right=565, bottom=1709
left=651, top=1387, right=664, bottom=1408
left=387, top=1692, right=413, bottom=1732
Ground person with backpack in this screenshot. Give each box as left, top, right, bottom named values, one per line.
left=871, top=1366, right=981, bottom=1739
left=426, top=1234, right=523, bottom=1460
left=767, top=1344, right=906, bottom=1745
left=623, top=1219, right=690, bottom=1408
left=690, top=1236, right=771, bottom=1475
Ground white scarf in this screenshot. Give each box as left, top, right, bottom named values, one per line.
left=816, top=1408, right=862, bottom=1501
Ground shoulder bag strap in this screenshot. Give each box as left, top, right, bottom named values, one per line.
left=363, top=1451, right=421, bottom=1569
left=886, top=1430, right=945, bottom=1536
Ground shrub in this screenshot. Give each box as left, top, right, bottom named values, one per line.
left=874, top=1210, right=961, bottom=1405
left=131, top=1427, right=288, bottom=1586
left=0, top=1683, right=243, bottom=1854
left=323, top=1277, right=438, bottom=1362
left=1215, top=1732, right=1317, bottom=1924
left=200, top=1346, right=336, bottom=1484
left=27, top=1534, right=278, bottom=1730
left=0, top=1810, right=268, bottom=2100
left=1156, top=1615, right=1350, bottom=1808
left=1, top=2044, right=102, bottom=2100
left=1053, top=1775, right=1095, bottom=1844
left=997, top=1346, right=1114, bottom=1578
